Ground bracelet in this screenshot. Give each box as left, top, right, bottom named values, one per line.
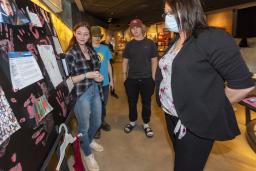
left=83, top=73, right=86, bottom=79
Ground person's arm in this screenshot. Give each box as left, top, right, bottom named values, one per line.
left=108, top=61, right=114, bottom=88
left=122, top=43, right=130, bottom=82
left=225, top=86, right=254, bottom=104
left=70, top=74, right=86, bottom=84
left=151, top=57, right=158, bottom=80
left=105, top=45, right=114, bottom=88
left=155, top=65, right=163, bottom=107
left=200, top=29, right=255, bottom=104
left=66, top=51, right=102, bottom=84
left=71, top=71, right=101, bottom=84
left=151, top=40, right=159, bottom=81
left=122, top=58, right=128, bottom=82
left=66, top=53, right=84, bottom=84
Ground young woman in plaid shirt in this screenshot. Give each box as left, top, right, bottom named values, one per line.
left=66, top=22, right=104, bottom=171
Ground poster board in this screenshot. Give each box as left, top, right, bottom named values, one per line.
left=0, top=0, right=74, bottom=170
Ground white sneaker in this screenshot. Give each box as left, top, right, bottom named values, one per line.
left=89, top=140, right=104, bottom=152
left=84, top=154, right=99, bottom=171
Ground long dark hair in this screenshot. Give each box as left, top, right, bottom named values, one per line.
left=66, top=21, right=92, bottom=52
left=164, top=0, right=208, bottom=39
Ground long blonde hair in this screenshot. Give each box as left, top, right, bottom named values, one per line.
left=66, top=21, right=92, bottom=52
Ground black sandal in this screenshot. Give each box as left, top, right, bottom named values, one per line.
left=124, top=123, right=135, bottom=133
left=144, top=127, right=154, bottom=138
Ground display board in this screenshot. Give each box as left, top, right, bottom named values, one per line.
left=0, top=0, right=73, bottom=170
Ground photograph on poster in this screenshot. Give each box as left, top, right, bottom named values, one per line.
left=0, top=24, right=14, bottom=82
left=8, top=51, right=44, bottom=90
left=52, top=36, right=63, bottom=54
left=33, top=95, right=53, bottom=124
left=26, top=6, right=42, bottom=27
left=0, top=137, right=10, bottom=157
left=37, top=45, right=63, bottom=88
left=0, top=0, right=29, bottom=25
left=39, top=7, right=56, bottom=36
left=0, top=85, right=21, bottom=146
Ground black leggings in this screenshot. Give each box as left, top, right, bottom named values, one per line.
left=165, top=114, right=214, bottom=171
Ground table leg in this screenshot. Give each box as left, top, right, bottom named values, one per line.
left=245, top=107, right=251, bottom=125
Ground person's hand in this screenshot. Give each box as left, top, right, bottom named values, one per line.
left=94, top=74, right=104, bottom=82
left=122, top=74, right=127, bottom=83
left=152, top=74, right=155, bottom=81
left=109, top=79, right=114, bottom=90
left=85, top=71, right=100, bottom=79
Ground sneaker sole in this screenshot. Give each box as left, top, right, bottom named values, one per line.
left=90, top=147, right=104, bottom=152
left=85, top=165, right=99, bottom=171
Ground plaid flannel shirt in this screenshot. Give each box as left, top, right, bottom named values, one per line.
left=66, top=43, right=103, bottom=101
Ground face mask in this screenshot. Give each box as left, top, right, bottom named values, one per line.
left=165, top=14, right=179, bottom=33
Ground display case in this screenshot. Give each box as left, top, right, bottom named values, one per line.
left=155, top=23, right=173, bottom=53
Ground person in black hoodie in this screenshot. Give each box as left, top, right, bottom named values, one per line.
left=155, top=0, right=255, bottom=170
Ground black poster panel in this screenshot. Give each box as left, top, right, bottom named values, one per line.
left=0, top=0, right=73, bottom=170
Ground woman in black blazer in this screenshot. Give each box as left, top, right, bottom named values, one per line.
left=156, top=0, right=255, bottom=170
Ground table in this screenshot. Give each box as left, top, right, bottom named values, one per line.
left=239, top=97, right=256, bottom=153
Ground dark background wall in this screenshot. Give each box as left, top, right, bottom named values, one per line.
left=55, top=0, right=108, bottom=28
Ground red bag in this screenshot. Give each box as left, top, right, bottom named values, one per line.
left=73, top=137, right=85, bottom=171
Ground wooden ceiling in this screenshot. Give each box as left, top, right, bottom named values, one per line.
left=78, top=0, right=256, bottom=29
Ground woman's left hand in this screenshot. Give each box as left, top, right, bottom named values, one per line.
left=94, top=74, right=104, bottom=82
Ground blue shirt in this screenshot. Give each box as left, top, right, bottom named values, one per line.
left=94, top=44, right=112, bottom=86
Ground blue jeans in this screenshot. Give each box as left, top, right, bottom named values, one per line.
left=74, top=83, right=102, bottom=156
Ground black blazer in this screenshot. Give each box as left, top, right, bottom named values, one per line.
left=155, top=28, right=255, bottom=140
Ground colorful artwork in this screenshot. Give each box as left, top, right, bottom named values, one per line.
left=0, top=0, right=30, bottom=25
left=33, top=95, right=53, bottom=123
left=0, top=86, right=20, bottom=146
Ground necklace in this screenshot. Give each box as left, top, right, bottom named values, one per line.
left=80, top=47, right=90, bottom=60
left=81, top=46, right=88, bottom=53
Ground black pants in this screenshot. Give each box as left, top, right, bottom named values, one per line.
left=102, top=85, right=109, bottom=122
left=124, top=78, right=155, bottom=123
left=165, top=114, right=214, bottom=171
